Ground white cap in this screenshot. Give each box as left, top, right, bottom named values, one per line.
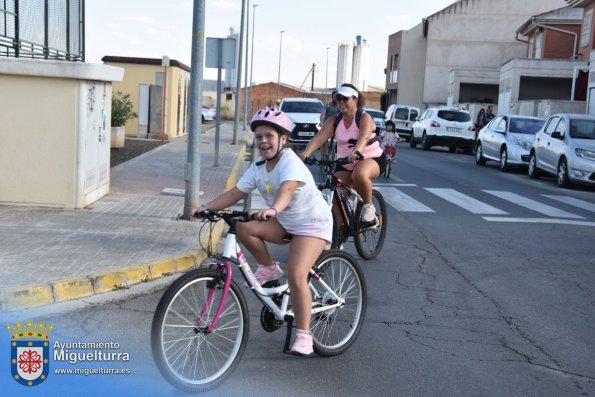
left=335, top=86, right=359, bottom=99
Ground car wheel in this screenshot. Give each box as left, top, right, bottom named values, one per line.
left=409, top=135, right=417, bottom=148
left=475, top=143, right=486, bottom=165
left=499, top=147, right=509, bottom=171
left=421, top=133, right=430, bottom=150
left=528, top=152, right=540, bottom=179
left=557, top=158, right=571, bottom=188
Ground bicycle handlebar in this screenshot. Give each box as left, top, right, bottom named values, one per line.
left=194, top=209, right=252, bottom=223
left=304, top=156, right=351, bottom=167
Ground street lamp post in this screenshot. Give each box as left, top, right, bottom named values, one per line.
left=233, top=0, right=246, bottom=144
left=325, top=47, right=330, bottom=104
left=242, top=0, right=250, bottom=131
left=249, top=4, right=259, bottom=116
left=276, top=30, right=284, bottom=101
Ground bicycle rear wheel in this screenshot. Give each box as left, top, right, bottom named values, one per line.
left=310, top=250, right=367, bottom=356
left=354, top=189, right=387, bottom=260
left=384, top=159, right=392, bottom=179
left=151, top=268, right=249, bottom=393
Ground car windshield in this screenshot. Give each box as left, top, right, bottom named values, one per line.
left=437, top=110, right=471, bottom=122
left=281, top=102, right=323, bottom=113
left=394, top=108, right=409, bottom=121
left=509, top=118, right=545, bottom=134
left=569, top=119, right=595, bottom=139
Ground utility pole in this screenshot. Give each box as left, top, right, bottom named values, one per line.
left=276, top=30, right=284, bottom=101
left=183, top=0, right=206, bottom=219
left=233, top=0, right=246, bottom=145
left=242, top=0, right=250, bottom=131
left=249, top=4, right=259, bottom=118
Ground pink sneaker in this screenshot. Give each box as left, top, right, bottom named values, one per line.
left=251, top=262, right=284, bottom=286
left=288, top=330, right=313, bottom=356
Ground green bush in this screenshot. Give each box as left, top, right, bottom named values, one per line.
left=111, top=91, right=138, bottom=127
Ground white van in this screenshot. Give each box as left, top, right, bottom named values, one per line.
left=385, top=104, right=420, bottom=142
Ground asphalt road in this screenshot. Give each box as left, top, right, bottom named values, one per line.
left=3, top=142, right=594, bottom=397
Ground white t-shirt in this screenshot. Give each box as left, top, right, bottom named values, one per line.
left=236, top=149, right=333, bottom=242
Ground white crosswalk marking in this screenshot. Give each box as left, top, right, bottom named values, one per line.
left=375, top=187, right=435, bottom=213
left=483, top=191, right=584, bottom=219
left=542, top=195, right=595, bottom=213
left=424, top=188, right=508, bottom=214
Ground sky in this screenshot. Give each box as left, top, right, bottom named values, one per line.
left=85, top=0, right=456, bottom=89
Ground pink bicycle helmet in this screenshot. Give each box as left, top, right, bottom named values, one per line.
left=250, top=107, right=294, bottom=135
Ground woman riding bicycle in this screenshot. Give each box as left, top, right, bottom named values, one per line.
left=302, top=83, right=387, bottom=224
left=195, top=108, right=333, bottom=356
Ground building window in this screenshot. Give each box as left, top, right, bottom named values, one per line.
left=581, top=9, right=593, bottom=48
left=390, top=54, right=399, bottom=84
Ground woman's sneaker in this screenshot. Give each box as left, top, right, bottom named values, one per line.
left=361, top=203, right=376, bottom=222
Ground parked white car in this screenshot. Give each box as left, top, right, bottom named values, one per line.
left=202, top=106, right=216, bottom=122
left=364, top=108, right=385, bottom=134
left=475, top=114, right=545, bottom=171
left=528, top=113, right=595, bottom=188
left=385, top=104, right=420, bottom=142
left=279, top=98, right=324, bottom=148
left=410, top=106, right=475, bottom=153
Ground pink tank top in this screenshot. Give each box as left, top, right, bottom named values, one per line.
left=335, top=116, right=383, bottom=171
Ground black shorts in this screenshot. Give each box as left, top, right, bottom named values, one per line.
left=335, top=153, right=388, bottom=176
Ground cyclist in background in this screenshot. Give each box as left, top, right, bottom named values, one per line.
left=195, top=108, right=332, bottom=356
left=381, top=120, right=398, bottom=163
left=302, top=83, right=387, bottom=224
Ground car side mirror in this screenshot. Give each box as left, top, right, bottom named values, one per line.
left=551, top=131, right=564, bottom=139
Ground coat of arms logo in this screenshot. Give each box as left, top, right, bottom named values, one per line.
left=8, top=320, right=53, bottom=387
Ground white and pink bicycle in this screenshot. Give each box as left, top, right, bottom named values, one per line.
left=151, top=210, right=367, bottom=393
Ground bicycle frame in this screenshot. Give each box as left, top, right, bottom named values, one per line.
left=200, top=218, right=345, bottom=334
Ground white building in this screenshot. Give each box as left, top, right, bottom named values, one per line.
left=337, top=36, right=370, bottom=91
left=386, top=0, right=569, bottom=110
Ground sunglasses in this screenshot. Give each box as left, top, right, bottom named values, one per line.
left=334, top=95, right=352, bottom=102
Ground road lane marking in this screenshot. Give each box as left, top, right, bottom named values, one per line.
left=484, top=191, right=584, bottom=219
left=425, top=188, right=508, bottom=214
left=375, top=187, right=435, bottom=212
left=483, top=217, right=595, bottom=227
left=542, top=195, right=595, bottom=213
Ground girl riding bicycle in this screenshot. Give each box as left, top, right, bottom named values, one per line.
left=195, top=108, right=333, bottom=356
left=381, top=120, right=398, bottom=164
left=302, top=84, right=387, bottom=225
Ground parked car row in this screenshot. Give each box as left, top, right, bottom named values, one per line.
left=475, top=113, right=595, bottom=189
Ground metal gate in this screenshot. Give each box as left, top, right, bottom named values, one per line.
left=0, top=0, right=84, bottom=61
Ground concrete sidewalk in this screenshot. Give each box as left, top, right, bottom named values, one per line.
left=0, top=122, right=250, bottom=311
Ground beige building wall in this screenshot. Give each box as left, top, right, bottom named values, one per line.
left=104, top=58, right=191, bottom=139
left=1, top=75, right=77, bottom=206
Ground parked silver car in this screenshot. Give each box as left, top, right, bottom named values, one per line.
left=475, top=114, right=545, bottom=171
left=528, top=113, right=595, bottom=187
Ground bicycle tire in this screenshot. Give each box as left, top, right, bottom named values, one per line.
left=354, top=189, right=387, bottom=260
left=310, top=249, right=367, bottom=356
left=151, top=268, right=249, bottom=393
left=384, top=160, right=392, bottom=179
left=330, top=210, right=343, bottom=249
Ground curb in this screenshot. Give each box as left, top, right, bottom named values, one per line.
left=0, top=141, right=247, bottom=312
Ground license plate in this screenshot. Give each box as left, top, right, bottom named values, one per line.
left=446, top=127, right=462, bottom=132
left=298, top=131, right=315, bottom=136
left=395, top=121, right=407, bottom=128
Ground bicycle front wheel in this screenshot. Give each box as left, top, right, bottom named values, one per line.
left=384, top=160, right=392, bottom=179
left=354, top=189, right=387, bottom=260
left=151, top=268, right=249, bottom=393
left=310, top=250, right=367, bottom=356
